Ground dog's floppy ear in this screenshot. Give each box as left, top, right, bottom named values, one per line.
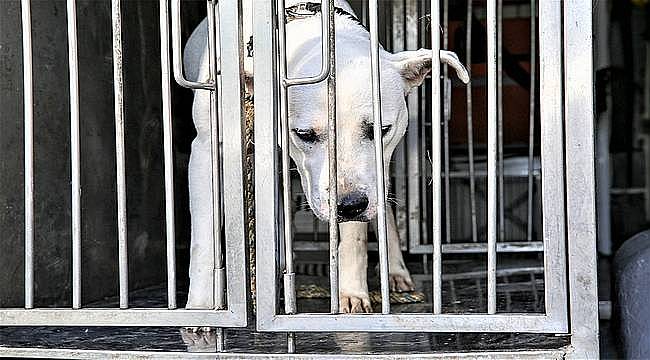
left=392, top=48, right=470, bottom=94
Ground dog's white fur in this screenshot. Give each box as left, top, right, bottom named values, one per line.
left=184, top=0, right=468, bottom=313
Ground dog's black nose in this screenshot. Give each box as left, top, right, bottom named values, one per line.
left=337, top=193, right=369, bottom=221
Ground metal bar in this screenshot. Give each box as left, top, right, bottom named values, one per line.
left=170, top=0, right=214, bottom=90
left=526, top=0, right=536, bottom=242
left=21, top=0, right=34, bottom=310
left=419, top=0, right=429, bottom=248
left=0, top=348, right=569, bottom=360
left=539, top=0, right=568, bottom=332
left=442, top=0, right=451, bottom=245
left=206, top=0, right=224, bottom=312
left=563, top=1, right=600, bottom=357
left=486, top=0, right=498, bottom=315
left=326, top=0, right=339, bottom=314
left=206, top=2, right=226, bottom=350
left=258, top=313, right=566, bottom=333
left=158, top=0, right=177, bottom=310
left=369, top=0, right=390, bottom=315
left=392, top=0, right=408, bottom=250
left=67, top=0, right=82, bottom=310
left=497, top=0, right=505, bottom=242
left=218, top=0, right=248, bottom=325
left=0, top=308, right=243, bottom=326
left=253, top=0, right=280, bottom=332
left=276, top=0, right=333, bottom=319
left=293, top=240, right=544, bottom=253
left=430, top=0, right=443, bottom=315
left=111, top=0, right=129, bottom=310
left=281, top=0, right=331, bottom=87
left=405, top=0, right=421, bottom=253
left=277, top=0, right=297, bottom=319
left=466, top=0, right=478, bottom=244
left=610, top=187, right=646, bottom=195
left=218, top=0, right=248, bottom=324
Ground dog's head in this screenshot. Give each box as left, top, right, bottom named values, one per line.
left=286, top=48, right=468, bottom=222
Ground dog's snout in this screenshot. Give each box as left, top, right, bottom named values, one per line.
left=337, top=193, right=369, bottom=221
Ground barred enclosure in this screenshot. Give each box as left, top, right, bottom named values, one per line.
left=0, top=0, right=598, bottom=358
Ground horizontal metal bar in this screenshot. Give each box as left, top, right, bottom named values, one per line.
left=610, top=187, right=646, bottom=195
left=0, top=348, right=568, bottom=360
left=294, top=241, right=544, bottom=253
left=260, top=313, right=566, bottom=333
left=0, top=309, right=244, bottom=327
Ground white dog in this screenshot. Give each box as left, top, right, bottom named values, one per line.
left=184, top=0, right=469, bottom=313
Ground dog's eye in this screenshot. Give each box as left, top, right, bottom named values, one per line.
left=292, top=128, right=320, bottom=143
left=364, top=124, right=393, bottom=140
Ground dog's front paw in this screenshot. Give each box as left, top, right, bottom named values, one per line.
left=339, top=292, right=373, bottom=313
left=180, top=327, right=216, bottom=351
left=389, top=270, right=415, bottom=292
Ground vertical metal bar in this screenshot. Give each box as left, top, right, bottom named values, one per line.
left=526, top=0, right=536, bottom=242
left=159, top=0, right=177, bottom=310
left=392, top=0, right=408, bottom=250
left=67, top=0, right=82, bottom=310
left=369, top=0, right=390, bottom=315
left=466, top=0, right=478, bottom=244
left=219, top=0, right=248, bottom=326
left=170, top=0, right=213, bottom=90
left=111, top=0, right=129, bottom=310
left=277, top=0, right=297, bottom=322
left=430, top=0, right=443, bottom=315
left=207, top=0, right=224, bottom=350
left=361, top=0, right=368, bottom=28
left=207, top=0, right=224, bottom=313
left=486, top=0, right=498, bottom=315
left=326, top=0, right=339, bottom=314
left=442, top=0, right=451, bottom=245
left=406, top=0, right=421, bottom=252
left=253, top=0, right=280, bottom=331
left=539, top=0, right=568, bottom=330
left=21, top=0, right=34, bottom=310
left=419, top=0, right=429, bottom=248
left=497, top=0, right=505, bottom=242
left=563, top=1, right=599, bottom=357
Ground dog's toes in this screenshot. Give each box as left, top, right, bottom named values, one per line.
left=389, top=276, right=397, bottom=292
left=390, top=273, right=415, bottom=292
left=340, top=294, right=372, bottom=313
left=340, top=296, right=351, bottom=313
left=350, top=297, right=364, bottom=313
left=362, top=297, right=373, bottom=313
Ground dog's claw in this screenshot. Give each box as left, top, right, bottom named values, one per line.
left=390, top=273, right=415, bottom=293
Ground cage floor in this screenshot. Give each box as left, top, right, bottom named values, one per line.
left=0, top=258, right=570, bottom=355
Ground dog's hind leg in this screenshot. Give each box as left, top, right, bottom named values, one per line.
left=338, top=221, right=373, bottom=313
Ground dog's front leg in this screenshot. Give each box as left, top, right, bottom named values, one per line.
left=186, top=132, right=216, bottom=309
left=338, top=221, right=373, bottom=313
left=386, top=206, right=415, bottom=292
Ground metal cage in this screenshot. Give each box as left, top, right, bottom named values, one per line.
left=0, top=0, right=598, bottom=358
